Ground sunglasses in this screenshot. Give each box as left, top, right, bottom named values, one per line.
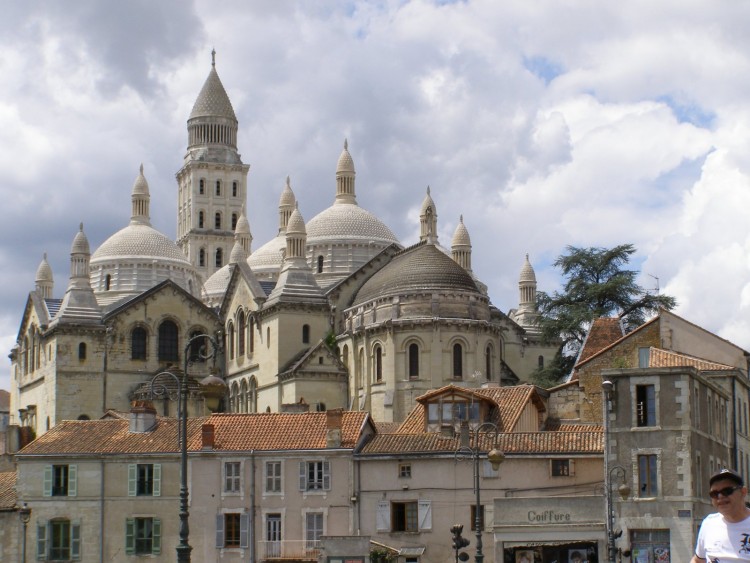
left=709, top=485, right=742, bottom=499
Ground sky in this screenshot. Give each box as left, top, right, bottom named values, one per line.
left=3, top=1, right=750, bottom=392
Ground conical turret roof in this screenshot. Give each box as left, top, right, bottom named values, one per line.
left=36, top=253, right=53, bottom=283
left=189, top=51, right=237, bottom=121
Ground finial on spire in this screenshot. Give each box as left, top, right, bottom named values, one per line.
left=211, top=48, right=216, bottom=67
left=43, top=252, right=47, bottom=260
left=426, top=185, right=431, bottom=195
left=79, top=222, right=84, bottom=231
left=460, top=214, right=463, bottom=223
left=139, top=163, right=144, bottom=175
left=286, top=175, right=291, bottom=186
left=343, top=138, right=348, bottom=150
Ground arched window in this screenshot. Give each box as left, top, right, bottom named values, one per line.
left=240, top=380, right=248, bottom=413
left=408, top=343, right=419, bottom=379
left=199, top=248, right=206, bottom=267
left=105, top=274, right=111, bottom=290
left=216, top=180, right=221, bottom=196
left=302, top=324, right=310, bottom=344
left=317, top=255, right=324, bottom=273
left=188, top=330, right=206, bottom=363
left=215, top=212, right=222, bottom=230
left=78, top=342, right=86, bottom=360
left=199, top=179, right=205, bottom=194
left=485, top=344, right=493, bottom=380
left=342, top=344, right=349, bottom=369
left=452, top=343, right=463, bottom=378
left=215, top=248, right=223, bottom=268
left=230, top=383, right=239, bottom=413
left=374, top=345, right=383, bottom=382
left=232, top=181, right=238, bottom=197
left=131, top=327, right=147, bottom=360
left=249, top=378, right=257, bottom=413
left=232, top=213, right=238, bottom=231
left=266, top=327, right=270, bottom=348
left=249, top=317, right=255, bottom=354
left=158, top=320, right=179, bottom=362
left=238, top=311, right=246, bottom=356
left=228, top=322, right=235, bottom=360
left=198, top=211, right=205, bottom=228
left=538, top=355, right=544, bottom=369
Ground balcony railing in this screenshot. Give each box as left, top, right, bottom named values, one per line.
left=258, top=540, right=321, bottom=560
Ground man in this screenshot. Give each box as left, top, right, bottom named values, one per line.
left=692, top=469, right=750, bottom=562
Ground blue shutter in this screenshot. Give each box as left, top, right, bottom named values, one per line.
left=68, top=465, right=77, bottom=497
left=125, top=518, right=135, bottom=555
left=215, top=514, right=225, bottom=548
left=36, top=520, right=47, bottom=560
left=152, top=464, right=161, bottom=497
left=71, top=520, right=81, bottom=560
left=43, top=466, right=52, bottom=497
left=322, top=461, right=331, bottom=490
left=299, top=462, right=306, bottom=490
left=240, top=513, right=250, bottom=549
left=152, top=518, right=161, bottom=555
left=128, top=464, right=137, bottom=496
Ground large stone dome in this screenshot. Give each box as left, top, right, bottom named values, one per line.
left=248, top=235, right=286, bottom=272
left=306, top=203, right=399, bottom=245
left=92, top=224, right=191, bottom=264
left=353, top=241, right=479, bottom=306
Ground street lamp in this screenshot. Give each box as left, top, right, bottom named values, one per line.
left=18, top=502, right=31, bottom=563
left=455, top=422, right=505, bottom=563
left=145, top=332, right=225, bottom=563
left=602, top=380, right=631, bottom=563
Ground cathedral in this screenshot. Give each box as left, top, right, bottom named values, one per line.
left=9, top=53, right=556, bottom=433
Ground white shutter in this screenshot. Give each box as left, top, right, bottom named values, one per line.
left=215, top=514, right=225, bottom=548
left=322, top=461, right=331, bottom=490
left=37, top=520, right=48, bottom=559
left=43, top=466, right=52, bottom=497
left=68, top=465, right=77, bottom=497
left=299, top=462, right=307, bottom=490
left=71, top=519, right=81, bottom=560
left=240, top=513, right=250, bottom=548
left=152, top=464, right=161, bottom=497
left=376, top=501, right=390, bottom=531
left=418, top=500, right=432, bottom=530
left=128, top=464, right=137, bottom=496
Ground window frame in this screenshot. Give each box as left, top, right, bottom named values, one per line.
left=391, top=501, right=418, bottom=532
left=638, top=454, right=659, bottom=498
left=224, top=461, right=242, bottom=494
left=399, top=463, right=412, bottom=478
left=125, top=516, right=161, bottom=556
left=37, top=518, right=81, bottom=561
left=131, top=327, right=148, bottom=360
left=128, top=463, right=161, bottom=497
left=551, top=459, right=574, bottom=477
left=265, top=460, right=283, bottom=494
left=299, top=460, right=331, bottom=492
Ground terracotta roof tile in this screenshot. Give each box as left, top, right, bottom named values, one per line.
left=543, top=420, right=603, bottom=432
left=574, top=316, right=660, bottom=369
left=577, top=318, right=624, bottom=364
left=0, top=471, right=17, bottom=510
left=648, top=348, right=735, bottom=371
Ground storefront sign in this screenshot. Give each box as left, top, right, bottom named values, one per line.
left=495, top=496, right=603, bottom=526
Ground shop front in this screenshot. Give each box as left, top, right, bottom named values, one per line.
left=492, top=496, right=606, bottom=563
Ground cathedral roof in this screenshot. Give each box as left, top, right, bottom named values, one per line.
left=306, top=203, right=399, bottom=245
left=189, top=57, right=237, bottom=122
left=519, top=254, right=536, bottom=283
left=247, top=235, right=286, bottom=270
left=353, top=241, right=479, bottom=305
left=71, top=223, right=90, bottom=254
left=91, top=224, right=191, bottom=265
left=451, top=215, right=471, bottom=247
left=337, top=139, right=355, bottom=174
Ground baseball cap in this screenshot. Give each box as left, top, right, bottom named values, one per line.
left=709, top=469, right=744, bottom=487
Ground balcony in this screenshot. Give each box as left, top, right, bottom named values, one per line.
left=258, top=540, right=321, bottom=561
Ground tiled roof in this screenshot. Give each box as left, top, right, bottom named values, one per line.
left=0, top=471, right=17, bottom=511
left=18, top=412, right=371, bottom=456
left=375, top=422, right=402, bottom=434
left=574, top=315, right=660, bottom=369
left=577, top=318, right=624, bottom=364
left=648, top=348, right=735, bottom=371
left=361, top=430, right=602, bottom=455
left=543, top=420, right=603, bottom=432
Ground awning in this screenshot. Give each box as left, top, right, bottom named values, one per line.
left=399, top=547, right=426, bottom=557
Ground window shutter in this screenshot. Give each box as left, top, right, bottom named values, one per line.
left=240, top=513, right=250, bottom=549
left=68, top=465, right=77, bottom=497
left=418, top=500, right=432, bottom=530
left=376, top=501, right=390, bottom=531
left=299, top=462, right=307, bottom=490
left=128, top=464, right=137, bottom=496
left=323, top=461, right=331, bottom=490
left=71, top=520, right=81, bottom=560
left=43, top=466, right=52, bottom=497
left=152, top=518, right=162, bottom=555
left=153, top=464, right=162, bottom=497
left=569, top=459, right=576, bottom=477
left=215, top=514, right=225, bottom=548
left=125, top=518, right=135, bottom=555
left=36, top=520, right=47, bottom=560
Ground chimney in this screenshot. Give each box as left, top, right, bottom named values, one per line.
left=202, top=423, right=215, bottom=450
left=129, top=400, right=157, bottom=433
left=326, top=408, right=343, bottom=448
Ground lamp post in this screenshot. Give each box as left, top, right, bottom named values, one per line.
left=18, top=502, right=31, bottom=563
left=455, top=422, right=505, bottom=563
left=146, top=332, right=224, bottom=563
left=602, top=380, right=630, bottom=563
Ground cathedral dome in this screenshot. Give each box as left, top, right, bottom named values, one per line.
left=306, top=204, right=399, bottom=245
left=247, top=236, right=286, bottom=271
left=92, top=225, right=191, bottom=265
left=353, top=242, right=479, bottom=306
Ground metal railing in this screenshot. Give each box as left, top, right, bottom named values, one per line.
left=257, top=540, right=321, bottom=560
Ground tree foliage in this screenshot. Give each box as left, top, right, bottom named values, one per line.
left=534, top=243, right=677, bottom=383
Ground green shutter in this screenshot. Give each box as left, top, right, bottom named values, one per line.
left=36, top=520, right=47, bottom=561
left=152, top=518, right=161, bottom=555
left=128, top=464, right=137, bottom=496
left=43, top=466, right=52, bottom=497
left=68, top=465, right=77, bottom=497
left=125, top=518, right=135, bottom=555
left=71, top=520, right=81, bottom=560
left=152, top=464, right=161, bottom=497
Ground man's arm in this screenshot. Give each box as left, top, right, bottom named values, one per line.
left=690, top=555, right=706, bottom=563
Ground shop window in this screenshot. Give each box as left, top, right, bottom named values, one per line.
left=630, top=529, right=670, bottom=562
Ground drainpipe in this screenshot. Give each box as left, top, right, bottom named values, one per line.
left=251, top=451, right=256, bottom=563
left=100, top=459, right=105, bottom=563
left=732, top=378, right=738, bottom=469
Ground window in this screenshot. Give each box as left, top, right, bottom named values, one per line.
left=266, top=461, right=282, bottom=493
left=426, top=400, right=480, bottom=432
left=188, top=331, right=207, bottom=363
left=232, top=213, right=238, bottom=231
left=216, top=180, right=222, bottom=196
left=238, top=311, right=246, bottom=356
left=44, top=465, right=76, bottom=497
left=638, top=347, right=650, bottom=368
left=470, top=504, right=485, bottom=531
left=630, top=529, right=670, bottom=562
left=215, top=212, right=222, bottom=229
left=232, top=181, right=238, bottom=197
left=131, top=327, right=147, bottom=360
left=228, top=322, right=235, bottom=360
left=399, top=464, right=411, bottom=478
left=374, top=345, right=383, bottom=382
left=638, top=454, right=658, bottom=497
left=199, top=248, right=206, bottom=267
left=249, top=318, right=255, bottom=354
left=393, top=501, right=418, bottom=532
left=129, top=463, right=161, bottom=497
left=158, top=320, right=179, bottom=362
left=485, top=345, right=492, bottom=379
left=302, top=324, right=310, bottom=344
left=408, top=343, right=419, bottom=379
left=78, top=342, right=86, bottom=360
left=216, top=248, right=223, bottom=268
left=452, top=343, right=463, bottom=378
left=105, top=274, right=111, bottom=290
left=225, top=462, right=241, bottom=493
left=125, top=517, right=161, bottom=556
left=636, top=385, right=656, bottom=427
left=551, top=459, right=573, bottom=476
left=299, top=461, right=330, bottom=491
left=377, top=500, right=431, bottom=533
left=199, top=179, right=205, bottom=194
left=266, top=514, right=282, bottom=557
left=216, top=513, right=249, bottom=548
left=317, top=255, right=324, bottom=273
left=305, top=512, right=324, bottom=550
left=199, top=211, right=205, bottom=228
left=37, top=519, right=81, bottom=561
left=537, top=355, right=544, bottom=368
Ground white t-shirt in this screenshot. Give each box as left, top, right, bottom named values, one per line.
left=695, top=512, right=750, bottom=561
